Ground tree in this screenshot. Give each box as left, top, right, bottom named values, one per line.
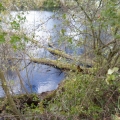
left=0, top=0, right=120, bottom=119
left=69, top=0, right=120, bottom=74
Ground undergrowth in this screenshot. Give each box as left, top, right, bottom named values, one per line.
left=47, top=69, right=120, bottom=120
left=1, top=68, right=120, bottom=120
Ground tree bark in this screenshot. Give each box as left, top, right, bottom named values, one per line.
left=30, top=58, right=90, bottom=74
left=31, top=58, right=77, bottom=71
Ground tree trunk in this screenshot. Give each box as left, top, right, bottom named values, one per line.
left=0, top=70, right=24, bottom=120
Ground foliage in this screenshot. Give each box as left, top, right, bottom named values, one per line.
left=0, top=3, right=5, bottom=12
left=43, top=0, right=60, bottom=10
left=0, top=0, right=120, bottom=119
left=0, top=32, right=6, bottom=43
left=47, top=70, right=120, bottom=119
left=0, top=0, right=60, bottom=10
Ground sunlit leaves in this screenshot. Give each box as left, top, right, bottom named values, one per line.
left=106, top=67, right=119, bottom=85
left=107, top=67, right=119, bottom=75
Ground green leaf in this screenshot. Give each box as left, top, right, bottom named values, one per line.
left=24, top=36, right=29, bottom=42
left=11, top=21, right=20, bottom=30
left=108, top=69, right=114, bottom=75
left=115, top=34, right=120, bottom=39
left=62, top=14, right=66, bottom=19
left=0, top=3, right=5, bottom=12
left=54, top=25, right=56, bottom=28
left=112, top=67, right=119, bottom=72
left=107, top=67, right=119, bottom=75
left=68, top=37, right=72, bottom=44
left=12, top=45, right=17, bottom=50
left=10, top=35, right=20, bottom=44
left=60, top=29, right=66, bottom=35
left=110, top=74, right=116, bottom=81
left=0, top=33, right=5, bottom=43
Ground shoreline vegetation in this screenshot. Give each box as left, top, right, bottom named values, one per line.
left=2, top=0, right=77, bottom=11
left=10, top=0, right=61, bottom=11
left=0, top=0, right=120, bottom=119
left=1, top=70, right=120, bottom=119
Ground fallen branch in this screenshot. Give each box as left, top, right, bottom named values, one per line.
left=3, top=30, right=93, bottom=67
left=30, top=39, right=94, bottom=66
left=30, top=58, right=90, bottom=74
left=31, top=58, right=77, bottom=71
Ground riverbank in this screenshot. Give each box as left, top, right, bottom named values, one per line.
left=0, top=90, right=56, bottom=119
left=7, top=0, right=77, bottom=11
left=9, top=0, right=61, bottom=11
left=0, top=70, right=120, bottom=119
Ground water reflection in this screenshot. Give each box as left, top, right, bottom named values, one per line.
left=0, top=10, right=87, bottom=97
left=0, top=11, right=65, bottom=97
left=20, top=63, right=64, bottom=93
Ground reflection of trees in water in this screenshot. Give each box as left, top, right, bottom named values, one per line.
left=22, top=63, right=64, bottom=93
left=6, top=69, right=16, bottom=79
left=0, top=11, right=66, bottom=96
left=26, top=84, right=37, bottom=93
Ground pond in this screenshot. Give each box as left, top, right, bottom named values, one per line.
left=0, top=10, right=84, bottom=97
left=0, top=11, right=64, bottom=97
